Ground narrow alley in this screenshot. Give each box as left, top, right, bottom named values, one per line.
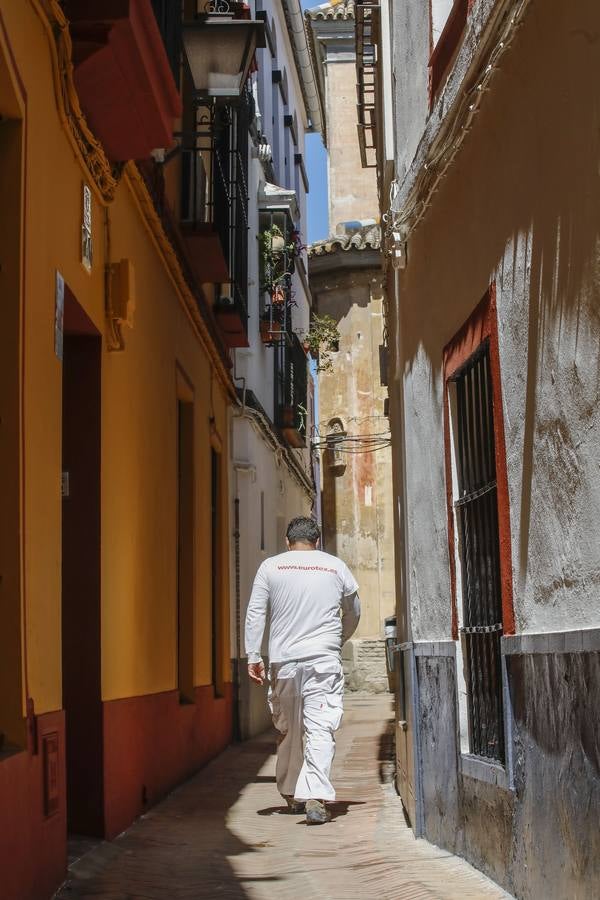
left=2, top=1, right=600, bottom=897
left=55, top=696, right=506, bottom=900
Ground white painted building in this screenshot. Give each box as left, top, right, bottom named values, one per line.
left=230, top=1, right=321, bottom=738
left=363, top=1, right=600, bottom=897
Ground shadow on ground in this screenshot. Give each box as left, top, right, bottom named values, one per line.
left=54, top=738, right=277, bottom=900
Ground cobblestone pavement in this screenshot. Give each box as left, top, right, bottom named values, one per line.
left=56, top=694, right=510, bottom=900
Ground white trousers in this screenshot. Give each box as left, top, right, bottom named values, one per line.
left=268, top=656, right=344, bottom=802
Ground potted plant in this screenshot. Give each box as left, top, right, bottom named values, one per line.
left=300, top=314, right=340, bottom=372
left=259, top=224, right=298, bottom=295
left=260, top=306, right=285, bottom=344
left=281, top=403, right=307, bottom=448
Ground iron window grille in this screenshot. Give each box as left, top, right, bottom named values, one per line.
left=451, top=339, right=505, bottom=763
left=180, top=82, right=253, bottom=327
left=274, top=333, right=308, bottom=446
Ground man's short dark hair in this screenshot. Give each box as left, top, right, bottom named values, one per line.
left=286, top=516, right=321, bottom=545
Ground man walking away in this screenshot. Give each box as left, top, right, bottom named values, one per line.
left=245, top=516, right=360, bottom=825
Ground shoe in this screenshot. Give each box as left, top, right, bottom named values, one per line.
left=283, top=795, right=305, bottom=814
left=305, top=799, right=330, bottom=825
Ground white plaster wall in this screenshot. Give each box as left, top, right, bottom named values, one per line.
left=231, top=415, right=311, bottom=661
left=389, top=0, right=600, bottom=637
left=390, top=0, right=430, bottom=182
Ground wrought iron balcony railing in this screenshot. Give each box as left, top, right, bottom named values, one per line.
left=274, top=333, right=308, bottom=448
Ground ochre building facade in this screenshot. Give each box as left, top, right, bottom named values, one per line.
left=0, top=2, right=235, bottom=897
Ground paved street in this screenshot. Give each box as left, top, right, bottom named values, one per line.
left=56, top=695, right=509, bottom=900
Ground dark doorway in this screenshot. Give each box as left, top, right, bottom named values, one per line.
left=61, top=290, right=103, bottom=836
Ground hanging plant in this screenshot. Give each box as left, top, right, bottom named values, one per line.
left=301, top=314, right=340, bottom=373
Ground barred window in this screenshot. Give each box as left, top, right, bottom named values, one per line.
left=450, top=340, right=505, bottom=763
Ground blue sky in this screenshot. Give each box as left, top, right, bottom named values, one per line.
left=301, top=0, right=329, bottom=243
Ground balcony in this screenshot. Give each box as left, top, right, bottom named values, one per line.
left=179, top=86, right=253, bottom=349
left=65, top=0, right=181, bottom=161
left=275, top=334, right=308, bottom=449
left=258, top=208, right=300, bottom=347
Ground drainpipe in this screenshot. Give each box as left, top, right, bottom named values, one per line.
left=281, top=0, right=323, bottom=134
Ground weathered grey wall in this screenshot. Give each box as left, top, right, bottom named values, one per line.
left=417, top=656, right=461, bottom=845
left=386, top=1, right=600, bottom=896
left=415, top=646, right=600, bottom=898
left=507, top=650, right=600, bottom=899
left=390, top=0, right=600, bottom=638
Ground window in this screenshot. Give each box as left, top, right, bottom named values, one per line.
left=212, top=86, right=251, bottom=319
left=180, top=83, right=252, bottom=325
left=211, top=447, right=223, bottom=695
left=177, top=393, right=194, bottom=703
left=449, top=343, right=504, bottom=761
left=444, top=289, right=514, bottom=765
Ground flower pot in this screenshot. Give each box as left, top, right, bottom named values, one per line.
left=281, top=405, right=295, bottom=427
left=260, top=318, right=283, bottom=344
left=271, top=234, right=285, bottom=252
left=271, top=286, right=286, bottom=306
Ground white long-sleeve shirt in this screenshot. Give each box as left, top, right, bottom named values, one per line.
left=245, top=550, right=361, bottom=664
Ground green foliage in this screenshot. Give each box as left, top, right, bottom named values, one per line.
left=259, top=224, right=296, bottom=295
left=302, top=314, right=340, bottom=373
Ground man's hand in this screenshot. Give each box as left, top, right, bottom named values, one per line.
left=248, top=660, right=266, bottom=686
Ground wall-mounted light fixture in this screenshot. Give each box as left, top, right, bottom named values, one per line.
left=182, top=9, right=265, bottom=99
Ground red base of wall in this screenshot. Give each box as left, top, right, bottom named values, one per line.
left=0, top=686, right=232, bottom=899
left=103, top=683, right=233, bottom=838
left=0, top=711, right=67, bottom=900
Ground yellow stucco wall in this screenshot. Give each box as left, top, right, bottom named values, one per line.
left=1, top=0, right=232, bottom=719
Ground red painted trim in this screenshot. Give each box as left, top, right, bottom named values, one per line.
left=442, top=285, right=515, bottom=638
left=103, top=683, right=233, bottom=839
left=0, top=711, right=67, bottom=900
